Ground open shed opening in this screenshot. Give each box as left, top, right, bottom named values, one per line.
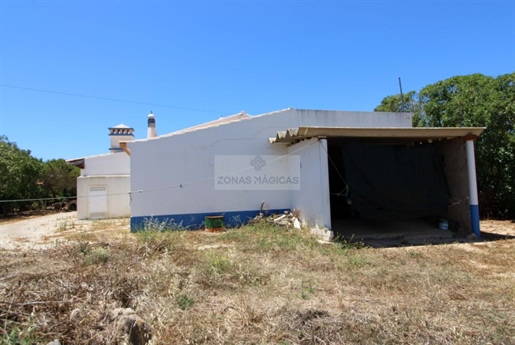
left=272, top=126, right=484, bottom=245
left=327, top=137, right=461, bottom=245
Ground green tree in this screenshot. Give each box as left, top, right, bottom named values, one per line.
left=41, top=159, right=80, bottom=200
left=375, top=73, right=515, bottom=218
left=418, top=74, right=495, bottom=127
left=374, top=90, right=426, bottom=127
left=374, top=90, right=419, bottom=113
left=0, top=136, right=45, bottom=215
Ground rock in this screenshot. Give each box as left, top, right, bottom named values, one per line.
left=109, top=308, right=151, bottom=345
left=46, top=340, right=61, bottom=345
left=311, top=224, right=334, bottom=241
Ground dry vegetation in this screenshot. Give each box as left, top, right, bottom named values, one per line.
left=1, top=219, right=515, bottom=344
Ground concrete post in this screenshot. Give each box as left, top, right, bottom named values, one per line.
left=466, top=139, right=481, bottom=238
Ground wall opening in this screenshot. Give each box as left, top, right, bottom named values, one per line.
left=327, top=137, right=458, bottom=246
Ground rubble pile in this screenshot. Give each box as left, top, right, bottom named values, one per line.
left=252, top=211, right=302, bottom=230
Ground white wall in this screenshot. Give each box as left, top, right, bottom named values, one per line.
left=82, top=153, right=130, bottom=176
left=77, top=175, right=131, bottom=219
left=128, top=124, right=291, bottom=218
left=110, top=134, right=133, bottom=151
left=128, top=108, right=412, bottom=227
left=288, top=138, right=331, bottom=229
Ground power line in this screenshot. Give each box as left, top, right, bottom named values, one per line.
left=0, top=84, right=225, bottom=114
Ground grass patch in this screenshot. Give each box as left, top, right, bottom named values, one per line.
left=1, top=220, right=514, bottom=344
left=135, top=228, right=184, bottom=257
left=222, top=220, right=322, bottom=253
left=1, top=325, right=39, bottom=345
left=86, top=247, right=110, bottom=265
left=348, top=251, right=369, bottom=268
left=300, top=280, right=315, bottom=300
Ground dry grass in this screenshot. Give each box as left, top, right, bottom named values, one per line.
left=1, top=219, right=515, bottom=344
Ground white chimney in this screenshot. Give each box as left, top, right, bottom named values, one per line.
left=147, top=112, right=157, bottom=138
left=109, top=124, right=134, bottom=153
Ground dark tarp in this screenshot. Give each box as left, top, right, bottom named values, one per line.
left=342, top=143, right=450, bottom=220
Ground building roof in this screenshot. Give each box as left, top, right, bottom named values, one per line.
left=164, top=111, right=251, bottom=137
left=66, top=157, right=85, bottom=169
left=66, top=152, right=117, bottom=169
left=130, top=111, right=252, bottom=143
left=129, top=107, right=416, bottom=144
left=270, top=126, right=485, bottom=144
left=110, top=124, right=132, bottom=129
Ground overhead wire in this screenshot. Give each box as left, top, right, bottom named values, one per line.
left=0, top=84, right=226, bottom=114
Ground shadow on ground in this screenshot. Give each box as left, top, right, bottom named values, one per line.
left=332, top=218, right=515, bottom=248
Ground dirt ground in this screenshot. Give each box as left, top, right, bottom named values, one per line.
left=0, top=212, right=81, bottom=250
left=0, top=212, right=128, bottom=250
left=1, top=212, right=514, bottom=251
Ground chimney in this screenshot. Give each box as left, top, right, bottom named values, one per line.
left=108, top=124, right=134, bottom=153
left=147, top=111, right=157, bottom=138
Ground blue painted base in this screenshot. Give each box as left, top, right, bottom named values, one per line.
left=470, top=204, right=481, bottom=238
left=130, top=209, right=290, bottom=232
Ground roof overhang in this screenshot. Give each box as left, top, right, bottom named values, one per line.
left=66, top=158, right=85, bottom=169
left=270, top=127, right=485, bottom=144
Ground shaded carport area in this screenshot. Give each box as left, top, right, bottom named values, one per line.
left=272, top=127, right=485, bottom=246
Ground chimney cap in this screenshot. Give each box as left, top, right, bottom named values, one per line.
left=148, top=111, right=155, bottom=119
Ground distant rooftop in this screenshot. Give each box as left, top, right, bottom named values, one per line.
left=110, top=124, right=133, bottom=129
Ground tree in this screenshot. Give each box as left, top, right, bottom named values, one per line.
left=418, top=74, right=495, bottom=127
left=375, top=73, right=515, bottom=219
left=374, top=90, right=426, bottom=127
left=41, top=159, right=80, bottom=200
left=374, top=90, right=419, bottom=113
left=0, top=136, right=45, bottom=215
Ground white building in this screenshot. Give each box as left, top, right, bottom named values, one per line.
left=126, top=108, right=484, bottom=239
left=68, top=124, right=133, bottom=219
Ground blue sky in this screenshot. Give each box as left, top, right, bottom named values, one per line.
left=0, top=0, right=514, bottom=160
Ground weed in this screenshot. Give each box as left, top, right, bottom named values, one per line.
left=77, top=240, right=90, bottom=255
left=55, top=217, right=75, bottom=231
left=236, top=263, right=269, bottom=286
left=300, top=280, right=314, bottom=300
left=136, top=228, right=182, bottom=256
left=406, top=249, right=424, bottom=259
left=335, top=236, right=365, bottom=253
left=205, top=250, right=233, bottom=275
left=75, top=241, right=110, bottom=264
left=348, top=253, right=368, bottom=268
left=86, top=247, right=110, bottom=265
left=220, top=229, right=247, bottom=242
left=176, top=294, right=194, bottom=310
left=242, top=221, right=319, bottom=252
left=140, top=217, right=186, bottom=232
left=1, top=326, right=38, bottom=345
